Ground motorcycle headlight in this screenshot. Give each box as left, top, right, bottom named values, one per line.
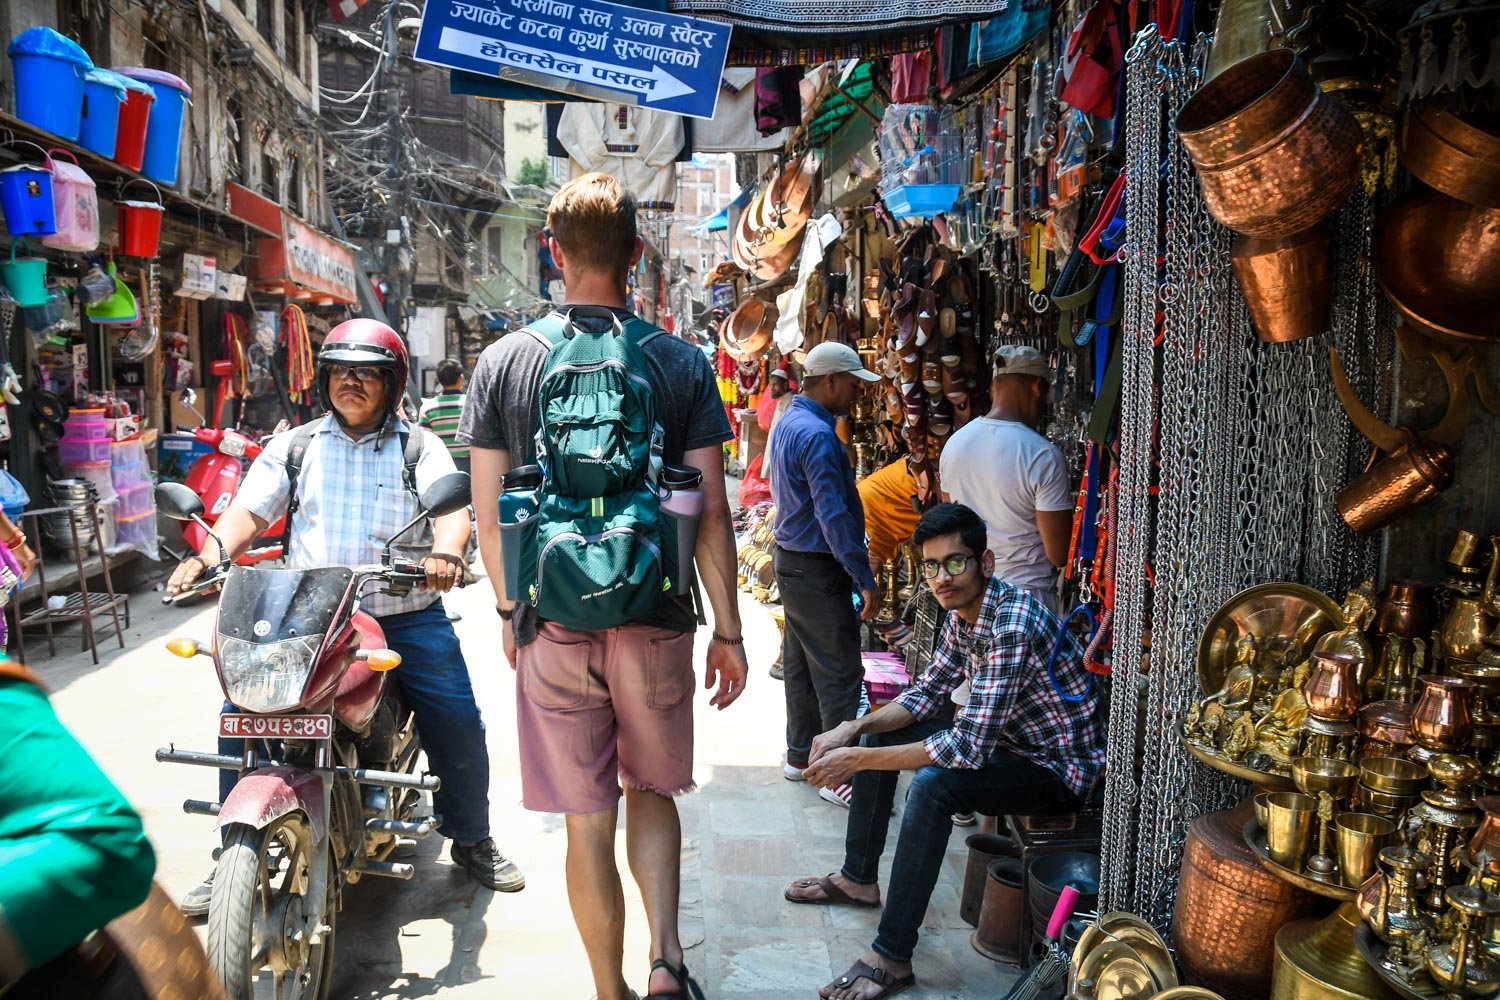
left=217, top=634, right=323, bottom=713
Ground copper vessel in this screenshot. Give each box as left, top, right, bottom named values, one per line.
left=720, top=298, right=776, bottom=359
left=960, top=832, right=1017, bottom=927
left=1375, top=189, right=1500, bottom=344
left=1172, top=804, right=1326, bottom=999
left=1272, top=902, right=1400, bottom=998
left=1177, top=50, right=1362, bottom=239
left=1359, top=701, right=1414, bottom=749
left=1471, top=796, right=1500, bottom=868
left=1304, top=652, right=1361, bottom=722
left=1375, top=579, right=1434, bottom=639
left=972, top=858, right=1024, bottom=963
left=1400, top=107, right=1500, bottom=210
left=1335, top=436, right=1456, bottom=535
left=1229, top=226, right=1332, bottom=342
left=1442, top=594, right=1497, bottom=667
left=1450, top=529, right=1487, bottom=575
left=1412, top=674, right=1478, bottom=752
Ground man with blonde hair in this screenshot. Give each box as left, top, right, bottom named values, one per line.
left=460, top=173, right=748, bottom=1000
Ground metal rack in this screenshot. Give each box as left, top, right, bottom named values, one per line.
left=15, top=504, right=130, bottom=663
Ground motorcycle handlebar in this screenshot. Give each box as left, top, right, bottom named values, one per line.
left=162, top=567, right=226, bottom=605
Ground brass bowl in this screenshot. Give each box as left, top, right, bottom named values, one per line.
left=1195, top=582, right=1343, bottom=695
left=1360, top=756, right=1428, bottom=797
left=1360, top=785, right=1419, bottom=818
left=1376, top=188, right=1500, bottom=344
left=1291, top=755, right=1359, bottom=799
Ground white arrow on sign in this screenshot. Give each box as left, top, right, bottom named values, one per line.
left=438, top=26, right=692, bottom=104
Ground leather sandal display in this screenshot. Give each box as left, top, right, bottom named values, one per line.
left=914, top=289, right=938, bottom=349
left=922, top=360, right=943, bottom=396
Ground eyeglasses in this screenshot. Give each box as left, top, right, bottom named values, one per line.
left=920, top=554, right=976, bottom=580
left=328, top=364, right=383, bottom=383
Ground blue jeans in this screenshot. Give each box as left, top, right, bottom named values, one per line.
left=219, top=599, right=491, bottom=843
left=841, top=720, right=1077, bottom=964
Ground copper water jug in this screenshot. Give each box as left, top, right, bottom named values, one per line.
left=1375, top=579, right=1435, bottom=639
left=1412, top=675, right=1478, bottom=752
left=1335, top=436, right=1455, bottom=535
left=1305, top=652, right=1361, bottom=722
left=1441, top=541, right=1500, bottom=665
left=1229, top=226, right=1333, bottom=342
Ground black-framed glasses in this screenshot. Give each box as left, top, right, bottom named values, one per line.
left=328, top=364, right=382, bottom=383
left=920, top=554, right=975, bottom=580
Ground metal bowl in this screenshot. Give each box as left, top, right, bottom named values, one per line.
left=1029, top=851, right=1102, bottom=896
left=1376, top=188, right=1500, bottom=344
left=1196, top=582, right=1343, bottom=695
left=1360, top=756, right=1428, bottom=797
left=1400, top=107, right=1500, bottom=209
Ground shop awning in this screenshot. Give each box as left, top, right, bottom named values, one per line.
left=689, top=183, right=754, bottom=235
left=227, top=184, right=361, bottom=306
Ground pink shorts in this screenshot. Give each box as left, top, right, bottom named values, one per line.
left=516, top=620, right=697, bottom=814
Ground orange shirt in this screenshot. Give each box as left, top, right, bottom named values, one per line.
left=858, top=460, right=921, bottom=565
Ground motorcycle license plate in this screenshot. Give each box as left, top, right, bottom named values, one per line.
left=220, top=714, right=333, bottom=740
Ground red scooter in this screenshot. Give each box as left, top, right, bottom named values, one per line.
left=180, top=426, right=288, bottom=564
left=153, top=473, right=470, bottom=1000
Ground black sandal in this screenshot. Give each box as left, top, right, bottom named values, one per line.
left=645, top=958, right=707, bottom=1000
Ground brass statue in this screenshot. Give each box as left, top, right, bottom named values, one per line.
left=1220, top=633, right=1263, bottom=710
left=1253, top=687, right=1310, bottom=771
left=1223, top=713, right=1256, bottom=762
left=1314, top=580, right=1379, bottom=695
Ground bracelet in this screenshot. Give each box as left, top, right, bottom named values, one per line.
left=5, top=531, right=26, bottom=551
left=496, top=603, right=515, bottom=621
left=711, top=632, right=744, bottom=646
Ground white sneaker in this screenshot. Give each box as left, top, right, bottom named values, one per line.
left=783, top=760, right=808, bottom=782
left=819, top=783, right=853, bottom=808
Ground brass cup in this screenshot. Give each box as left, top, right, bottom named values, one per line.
left=1254, top=791, right=1275, bottom=831
left=1336, top=812, right=1396, bottom=888
left=1361, top=785, right=1419, bottom=819
left=1449, top=529, right=1485, bottom=572
left=1361, top=756, right=1429, bottom=797
left=1265, top=791, right=1318, bottom=870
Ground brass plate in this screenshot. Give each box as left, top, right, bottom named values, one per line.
left=1352, top=922, right=1437, bottom=1000
left=1177, top=724, right=1298, bottom=791
left=1242, top=819, right=1356, bottom=902
left=1073, top=940, right=1160, bottom=1000
left=1070, top=913, right=1179, bottom=992
left=1197, top=582, right=1343, bottom=695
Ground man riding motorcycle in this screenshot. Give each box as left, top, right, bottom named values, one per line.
left=167, top=318, right=524, bottom=913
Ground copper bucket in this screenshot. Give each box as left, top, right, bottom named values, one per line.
left=1335, top=435, right=1456, bottom=535
left=971, top=858, right=1025, bottom=964
left=1177, top=50, right=1362, bottom=238
left=1229, top=225, right=1332, bottom=342
left=1172, top=803, right=1328, bottom=999
left=1400, top=107, right=1500, bottom=209
left=960, top=832, right=1019, bottom=926
left=1375, top=188, right=1500, bottom=344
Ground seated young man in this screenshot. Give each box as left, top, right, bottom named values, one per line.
left=784, top=502, right=1106, bottom=1000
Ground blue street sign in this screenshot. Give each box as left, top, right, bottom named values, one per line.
left=414, top=0, right=732, bottom=120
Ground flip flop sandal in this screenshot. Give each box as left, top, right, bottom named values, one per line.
left=941, top=366, right=968, bottom=401
left=899, top=352, right=921, bottom=384
left=645, top=958, right=707, bottom=1000
left=901, top=384, right=926, bottom=427
left=928, top=254, right=948, bottom=290
left=785, top=874, right=882, bottom=909
left=922, top=361, right=943, bottom=396
left=914, top=290, right=938, bottom=348
left=938, top=308, right=960, bottom=367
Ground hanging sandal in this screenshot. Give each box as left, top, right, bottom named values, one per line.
left=645, top=958, right=707, bottom=1000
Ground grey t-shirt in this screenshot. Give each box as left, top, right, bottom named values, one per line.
left=458, top=307, right=732, bottom=642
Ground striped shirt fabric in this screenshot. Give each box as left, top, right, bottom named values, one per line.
left=419, top=391, right=469, bottom=459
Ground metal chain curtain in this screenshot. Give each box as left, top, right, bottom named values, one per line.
left=1100, top=29, right=1393, bottom=929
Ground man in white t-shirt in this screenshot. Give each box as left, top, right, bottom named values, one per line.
left=939, top=345, right=1072, bottom=614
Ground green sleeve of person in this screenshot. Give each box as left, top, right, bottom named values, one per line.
left=0, top=673, right=156, bottom=981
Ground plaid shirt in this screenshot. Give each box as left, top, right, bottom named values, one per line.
left=237, top=415, right=458, bottom=618
left=894, top=577, right=1106, bottom=799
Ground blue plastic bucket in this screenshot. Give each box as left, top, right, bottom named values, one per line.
left=79, top=69, right=130, bottom=159
left=7, top=28, right=92, bottom=141
left=0, top=155, right=56, bottom=236
left=116, top=68, right=191, bottom=187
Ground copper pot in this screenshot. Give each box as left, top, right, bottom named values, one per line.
left=1177, top=50, right=1362, bottom=239
left=1229, top=226, right=1332, bottom=342
left=1411, top=674, right=1478, bottom=752
left=1172, top=803, right=1328, bottom=999
left=1400, top=107, right=1500, bottom=210
left=972, top=858, right=1024, bottom=963
left=1375, top=189, right=1500, bottom=344
left=721, top=298, right=776, bottom=359
left=960, top=832, right=1018, bottom=926
left=1375, top=579, right=1435, bottom=639
left=1359, top=700, right=1414, bottom=748
left=1305, top=652, right=1362, bottom=722
left=1335, top=436, right=1456, bottom=535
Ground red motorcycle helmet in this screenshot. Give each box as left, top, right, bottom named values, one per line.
left=316, top=318, right=410, bottom=422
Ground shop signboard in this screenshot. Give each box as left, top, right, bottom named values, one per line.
left=279, top=217, right=359, bottom=304
left=413, top=0, right=730, bottom=120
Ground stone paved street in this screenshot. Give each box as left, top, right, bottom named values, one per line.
left=36, top=569, right=1021, bottom=998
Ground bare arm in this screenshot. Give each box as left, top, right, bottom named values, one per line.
left=686, top=444, right=748, bottom=709
left=804, top=702, right=927, bottom=788
left=165, top=505, right=268, bottom=594
left=470, top=445, right=511, bottom=606
left=1036, top=508, right=1071, bottom=568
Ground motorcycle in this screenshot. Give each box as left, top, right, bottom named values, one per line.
left=179, top=425, right=289, bottom=564
left=153, top=472, right=471, bottom=1000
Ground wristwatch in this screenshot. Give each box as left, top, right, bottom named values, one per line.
left=496, top=604, right=515, bottom=621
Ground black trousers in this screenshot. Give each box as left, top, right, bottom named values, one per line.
left=774, top=546, right=864, bottom=767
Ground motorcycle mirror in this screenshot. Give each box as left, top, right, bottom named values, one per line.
left=156, top=482, right=206, bottom=522
left=419, top=472, right=472, bottom=519
left=177, top=387, right=197, bottom=407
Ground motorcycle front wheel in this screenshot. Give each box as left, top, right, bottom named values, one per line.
left=208, top=815, right=336, bottom=1000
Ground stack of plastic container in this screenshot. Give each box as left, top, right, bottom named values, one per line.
left=110, top=437, right=156, bottom=556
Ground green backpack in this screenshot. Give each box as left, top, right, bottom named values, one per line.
left=519, top=307, right=680, bottom=631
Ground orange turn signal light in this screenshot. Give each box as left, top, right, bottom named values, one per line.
left=365, top=649, right=402, bottom=672
left=166, top=637, right=201, bottom=658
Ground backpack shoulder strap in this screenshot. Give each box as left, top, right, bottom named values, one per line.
left=621, top=316, right=667, bottom=350
left=524, top=312, right=569, bottom=350
left=281, top=422, right=320, bottom=557
left=401, top=426, right=425, bottom=500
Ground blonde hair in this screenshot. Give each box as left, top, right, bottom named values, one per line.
left=547, top=172, right=638, bottom=277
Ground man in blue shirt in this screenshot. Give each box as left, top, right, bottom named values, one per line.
left=770, top=342, right=882, bottom=806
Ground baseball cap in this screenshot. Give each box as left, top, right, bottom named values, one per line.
left=770, top=368, right=788, bottom=380
left=992, top=344, right=1050, bottom=380
left=802, top=342, right=881, bottom=382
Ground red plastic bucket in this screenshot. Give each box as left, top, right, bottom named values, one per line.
left=116, top=179, right=163, bottom=258
left=113, top=84, right=155, bottom=172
